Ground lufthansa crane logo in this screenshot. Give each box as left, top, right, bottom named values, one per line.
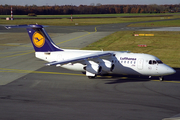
left=32, top=32, right=45, bottom=48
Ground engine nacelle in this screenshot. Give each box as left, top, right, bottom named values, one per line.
left=84, top=63, right=102, bottom=74
left=100, top=60, right=114, bottom=72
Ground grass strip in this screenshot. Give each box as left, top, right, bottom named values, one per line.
left=0, top=13, right=179, bottom=18
left=129, top=19, right=180, bottom=27
left=0, top=16, right=178, bottom=26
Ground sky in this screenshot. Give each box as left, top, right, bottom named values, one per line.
left=1, top=0, right=180, bottom=6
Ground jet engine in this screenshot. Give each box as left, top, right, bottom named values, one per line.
left=99, top=60, right=115, bottom=72
left=83, top=60, right=114, bottom=78
left=84, top=63, right=102, bottom=74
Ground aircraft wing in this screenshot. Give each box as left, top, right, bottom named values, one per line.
left=46, top=51, right=114, bottom=66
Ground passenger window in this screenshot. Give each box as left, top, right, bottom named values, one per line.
left=124, top=61, right=126, bottom=64
left=127, top=61, right=129, bottom=64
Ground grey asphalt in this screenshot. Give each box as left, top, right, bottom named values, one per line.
left=0, top=23, right=180, bottom=120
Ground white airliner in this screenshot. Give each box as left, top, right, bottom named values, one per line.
left=5, top=24, right=176, bottom=81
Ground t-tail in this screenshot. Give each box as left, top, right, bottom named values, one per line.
left=5, top=24, right=63, bottom=52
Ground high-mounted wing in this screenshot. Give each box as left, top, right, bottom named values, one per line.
left=46, top=51, right=114, bottom=66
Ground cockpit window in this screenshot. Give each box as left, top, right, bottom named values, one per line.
left=153, top=60, right=157, bottom=64
left=149, top=60, right=153, bottom=64
left=156, top=60, right=163, bottom=64
left=149, top=60, right=163, bottom=65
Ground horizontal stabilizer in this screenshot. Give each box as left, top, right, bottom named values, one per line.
left=5, top=24, right=45, bottom=29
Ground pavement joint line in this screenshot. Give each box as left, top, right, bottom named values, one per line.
left=56, top=27, right=97, bottom=45
left=0, top=44, right=32, bottom=47
left=0, top=51, right=34, bottom=59
left=0, top=50, right=33, bottom=54
left=0, top=68, right=85, bottom=76
left=57, top=32, right=91, bottom=45
left=0, top=27, right=97, bottom=59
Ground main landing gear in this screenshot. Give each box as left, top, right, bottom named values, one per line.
left=159, top=76, right=164, bottom=81
left=149, top=76, right=164, bottom=81
left=88, top=75, right=97, bottom=79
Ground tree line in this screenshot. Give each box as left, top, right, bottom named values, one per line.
left=0, top=4, right=180, bottom=15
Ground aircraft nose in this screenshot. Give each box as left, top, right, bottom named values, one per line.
left=164, top=66, right=176, bottom=75
left=168, top=67, right=176, bottom=75
left=159, top=65, right=176, bottom=75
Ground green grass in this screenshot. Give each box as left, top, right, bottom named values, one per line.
left=0, top=13, right=179, bottom=26
left=129, top=19, right=180, bottom=27
left=0, top=13, right=180, bottom=26
left=0, top=16, right=176, bottom=26
left=0, top=13, right=179, bottom=18
left=82, top=31, right=180, bottom=68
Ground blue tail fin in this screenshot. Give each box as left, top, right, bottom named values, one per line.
left=5, top=25, right=63, bottom=52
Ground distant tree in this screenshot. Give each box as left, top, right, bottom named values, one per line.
left=96, top=3, right=102, bottom=6
left=131, top=7, right=136, bottom=13
left=4, top=4, right=9, bottom=7
left=123, top=5, right=131, bottom=13
left=136, top=7, right=140, bottom=13
left=0, top=4, right=179, bottom=15
left=115, top=6, right=122, bottom=13
left=90, top=3, right=95, bottom=6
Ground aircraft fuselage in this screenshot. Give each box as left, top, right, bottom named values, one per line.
left=35, top=49, right=175, bottom=79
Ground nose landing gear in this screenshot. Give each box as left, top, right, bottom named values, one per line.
left=159, top=76, right=164, bottom=81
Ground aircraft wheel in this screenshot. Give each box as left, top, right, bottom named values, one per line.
left=88, top=76, right=96, bottom=79
left=159, top=76, right=164, bottom=81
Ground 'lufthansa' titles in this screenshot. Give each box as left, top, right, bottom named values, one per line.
left=120, top=57, right=136, bottom=60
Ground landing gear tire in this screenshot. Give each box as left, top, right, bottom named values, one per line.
left=159, top=76, right=164, bottom=81
left=88, top=76, right=96, bottom=79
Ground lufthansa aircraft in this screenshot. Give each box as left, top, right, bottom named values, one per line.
left=6, top=25, right=176, bottom=81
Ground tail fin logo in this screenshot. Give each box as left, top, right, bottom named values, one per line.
left=32, top=32, right=45, bottom=48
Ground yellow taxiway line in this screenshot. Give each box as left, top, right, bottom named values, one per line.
left=0, top=27, right=97, bottom=59
left=0, top=68, right=179, bottom=83
left=56, top=27, right=97, bottom=45
left=1, top=27, right=179, bottom=84
left=0, top=68, right=84, bottom=76
left=0, top=51, right=34, bottom=59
